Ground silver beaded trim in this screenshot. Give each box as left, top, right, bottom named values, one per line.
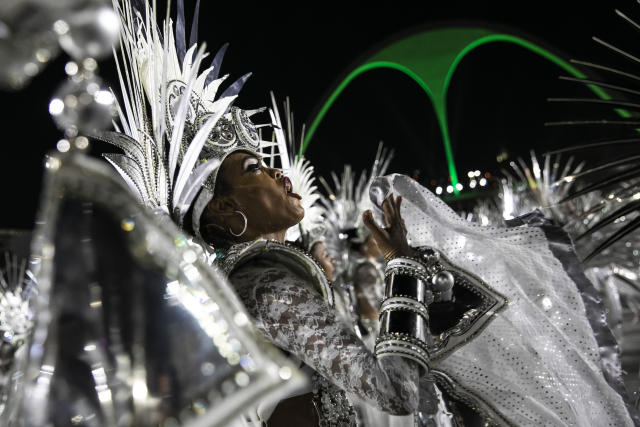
left=386, top=257, right=426, bottom=273
left=375, top=334, right=430, bottom=374
left=380, top=296, right=429, bottom=320
left=218, top=239, right=335, bottom=307
left=311, top=373, right=358, bottom=426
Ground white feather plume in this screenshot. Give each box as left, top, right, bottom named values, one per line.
left=319, top=142, right=394, bottom=233
left=267, top=93, right=326, bottom=244
left=102, top=0, right=237, bottom=223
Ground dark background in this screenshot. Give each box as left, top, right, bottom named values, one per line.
left=3, top=0, right=640, bottom=229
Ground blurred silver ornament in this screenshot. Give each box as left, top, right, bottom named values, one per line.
left=19, top=153, right=305, bottom=427
left=0, top=29, right=59, bottom=90
left=0, top=0, right=106, bottom=90
left=56, top=5, right=120, bottom=61
left=419, top=247, right=440, bottom=266
left=49, top=73, right=115, bottom=134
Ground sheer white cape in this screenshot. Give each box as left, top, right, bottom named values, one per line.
left=370, top=174, right=634, bottom=426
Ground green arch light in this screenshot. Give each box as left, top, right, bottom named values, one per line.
left=301, top=27, right=628, bottom=195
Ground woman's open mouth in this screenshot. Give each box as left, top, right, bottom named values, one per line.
left=283, top=177, right=302, bottom=200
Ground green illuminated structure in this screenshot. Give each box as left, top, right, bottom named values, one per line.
left=301, top=27, right=625, bottom=195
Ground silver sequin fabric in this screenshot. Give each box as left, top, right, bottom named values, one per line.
left=370, top=174, right=634, bottom=427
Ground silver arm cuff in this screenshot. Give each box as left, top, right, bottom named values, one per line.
left=376, top=255, right=435, bottom=375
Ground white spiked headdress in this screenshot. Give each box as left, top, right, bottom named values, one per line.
left=100, top=0, right=275, bottom=238
left=319, top=142, right=394, bottom=239
left=267, top=93, right=327, bottom=250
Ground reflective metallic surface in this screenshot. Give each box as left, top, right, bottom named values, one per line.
left=21, top=152, right=305, bottom=426
left=0, top=0, right=116, bottom=90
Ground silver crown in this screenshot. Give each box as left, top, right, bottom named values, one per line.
left=183, top=105, right=266, bottom=193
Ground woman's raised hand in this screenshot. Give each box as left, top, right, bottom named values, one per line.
left=363, top=194, right=413, bottom=260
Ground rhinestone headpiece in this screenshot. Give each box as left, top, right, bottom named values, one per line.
left=185, top=103, right=272, bottom=238
left=164, top=77, right=267, bottom=193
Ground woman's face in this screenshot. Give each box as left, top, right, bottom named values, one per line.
left=311, top=241, right=335, bottom=281
left=214, top=151, right=305, bottom=239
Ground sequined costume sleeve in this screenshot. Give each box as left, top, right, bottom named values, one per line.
left=229, top=258, right=422, bottom=415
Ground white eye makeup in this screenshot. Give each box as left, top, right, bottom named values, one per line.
left=243, top=156, right=262, bottom=174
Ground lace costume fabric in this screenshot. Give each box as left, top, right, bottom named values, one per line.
left=228, top=255, right=424, bottom=419
left=370, top=174, right=634, bottom=427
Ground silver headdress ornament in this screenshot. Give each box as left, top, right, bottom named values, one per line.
left=490, top=151, right=640, bottom=269
left=462, top=151, right=586, bottom=226
left=99, top=0, right=275, bottom=239
left=0, top=252, right=36, bottom=423
left=267, top=93, right=327, bottom=249
left=319, top=142, right=394, bottom=240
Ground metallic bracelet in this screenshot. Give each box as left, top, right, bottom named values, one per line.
left=378, top=246, right=509, bottom=368
left=376, top=257, right=435, bottom=375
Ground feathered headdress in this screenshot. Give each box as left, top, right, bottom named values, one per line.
left=99, top=0, right=275, bottom=238
left=468, top=151, right=640, bottom=268
left=267, top=93, right=326, bottom=249
left=498, top=150, right=585, bottom=222
left=319, top=142, right=394, bottom=241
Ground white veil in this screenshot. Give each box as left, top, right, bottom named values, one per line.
left=370, top=174, right=634, bottom=426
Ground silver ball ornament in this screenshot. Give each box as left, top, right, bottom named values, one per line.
left=56, top=5, right=120, bottom=60
left=49, top=74, right=115, bottom=134
left=431, top=270, right=455, bottom=292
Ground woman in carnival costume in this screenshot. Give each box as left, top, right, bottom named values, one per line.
left=102, top=2, right=425, bottom=424
left=101, top=0, right=637, bottom=425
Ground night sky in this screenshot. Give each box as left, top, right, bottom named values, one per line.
left=2, top=0, right=639, bottom=229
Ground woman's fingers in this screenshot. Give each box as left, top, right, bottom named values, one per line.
left=372, top=193, right=406, bottom=237
left=364, top=194, right=412, bottom=259
left=365, top=196, right=412, bottom=259
left=381, top=195, right=394, bottom=228
left=384, top=194, right=403, bottom=227
left=395, top=196, right=406, bottom=231
left=389, top=195, right=400, bottom=222
left=396, top=195, right=403, bottom=217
